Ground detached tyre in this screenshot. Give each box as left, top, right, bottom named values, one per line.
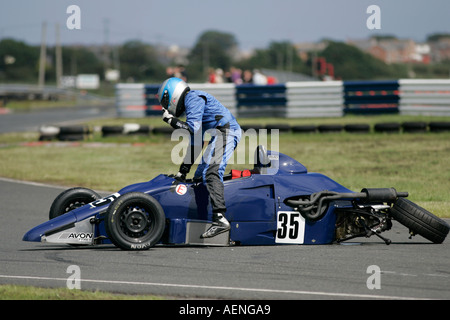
left=391, top=198, right=449, bottom=244
left=49, top=187, right=101, bottom=219
left=105, top=192, right=165, bottom=250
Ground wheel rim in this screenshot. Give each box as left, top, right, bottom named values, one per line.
left=64, top=200, right=86, bottom=213
left=118, top=205, right=153, bottom=240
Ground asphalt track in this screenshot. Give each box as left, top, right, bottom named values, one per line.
left=1, top=106, right=449, bottom=300
left=1, top=177, right=449, bottom=300
left=0, top=104, right=115, bottom=133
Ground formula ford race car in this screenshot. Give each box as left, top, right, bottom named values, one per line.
left=23, top=145, right=449, bottom=250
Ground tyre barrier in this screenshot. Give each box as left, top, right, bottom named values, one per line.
left=402, top=121, right=427, bottom=133
left=318, top=124, right=343, bottom=133
left=101, top=124, right=150, bottom=137
left=429, top=121, right=450, bottom=132
left=291, top=125, right=317, bottom=133
left=38, top=121, right=450, bottom=141
left=344, top=123, right=371, bottom=133
left=374, top=122, right=401, bottom=133
left=39, top=125, right=92, bottom=141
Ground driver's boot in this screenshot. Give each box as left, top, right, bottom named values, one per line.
left=201, top=212, right=230, bottom=238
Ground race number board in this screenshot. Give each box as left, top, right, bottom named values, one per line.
left=276, top=211, right=305, bottom=244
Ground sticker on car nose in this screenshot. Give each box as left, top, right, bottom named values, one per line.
left=175, top=184, right=187, bottom=195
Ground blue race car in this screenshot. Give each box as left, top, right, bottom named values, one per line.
left=23, top=145, right=449, bottom=250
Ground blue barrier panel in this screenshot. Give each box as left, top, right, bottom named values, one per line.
left=236, top=84, right=286, bottom=106
left=343, top=80, right=399, bottom=115
left=145, top=84, right=162, bottom=116
left=236, top=84, right=287, bottom=117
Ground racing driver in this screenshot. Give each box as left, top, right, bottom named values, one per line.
left=157, top=77, right=241, bottom=238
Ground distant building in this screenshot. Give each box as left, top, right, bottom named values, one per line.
left=294, top=42, right=327, bottom=62
left=428, top=37, right=450, bottom=62
left=348, top=37, right=430, bottom=64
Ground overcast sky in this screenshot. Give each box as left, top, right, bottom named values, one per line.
left=1, top=0, right=450, bottom=50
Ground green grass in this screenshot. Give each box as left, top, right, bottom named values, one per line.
left=0, top=115, right=449, bottom=217
left=0, top=284, right=162, bottom=300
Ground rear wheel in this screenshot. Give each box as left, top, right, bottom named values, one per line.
left=104, top=192, right=165, bottom=250
left=49, top=187, right=101, bottom=219
left=390, top=198, right=449, bottom=244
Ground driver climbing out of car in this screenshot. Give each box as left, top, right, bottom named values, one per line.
left=157, top=77, right=241, bottom=238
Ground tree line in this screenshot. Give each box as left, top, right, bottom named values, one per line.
left=1, top=30, right=448, bottom=85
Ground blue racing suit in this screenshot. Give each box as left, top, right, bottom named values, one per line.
left=170, top=90, right=241, bottom=214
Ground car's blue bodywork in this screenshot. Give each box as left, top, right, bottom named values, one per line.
left=23, top=149, right=353, bottom=247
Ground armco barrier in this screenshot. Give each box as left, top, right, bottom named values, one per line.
left=115, top=79, right=450, bottom=118
left=236, top=84, right=286, bottom=117
left=115, top=83, right=146, bottom=117
left=286, top=81, right=343, bottom=118
left=191, top=83, right=237, bottom=116
left=343, top=80, right=400, bottom=115
left=399, top=79, right=450, bottom=116
left=116, top=83, right=237, bottom=117
left=145, top=84, right=161, bottom=116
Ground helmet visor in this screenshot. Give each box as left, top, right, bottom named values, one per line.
left=160, top=90, right=169, bottom=109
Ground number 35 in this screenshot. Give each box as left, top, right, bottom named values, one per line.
left=276, top=211, right=305, bottom=244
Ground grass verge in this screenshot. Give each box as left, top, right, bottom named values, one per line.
left=0, top=115, right=449, bottom=217
left=0, top=284, right=162, bottom=300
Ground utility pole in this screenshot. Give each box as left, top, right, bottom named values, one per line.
left=203, top=41, right=209, bottom=77
left=103, top=18, right=110, bottom=69
left=55, top=23, right=63, bottom=88
left=38, top=22, right=47, bottom=88
left=287, top=44, right=293, bottom=74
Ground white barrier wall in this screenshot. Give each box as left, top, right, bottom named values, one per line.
left=399, top=79, right=450, bottom=116
left=115, top=79, right=450, bottom=118
left=190, top=83, right=237, bottom=116
left=115, top=83, right=146, bottom=117
left=285, top=81, right=343, bottom=118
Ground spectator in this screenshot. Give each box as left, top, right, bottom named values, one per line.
left=215, top=68, right=224, bottom=83
left=208, top=68, right=216, bottom=83
left=230, top=67, right=242, bottom=85
left=252, top=69, right=268, bottom=85
left=242, top=69, right=253, bottom=84
left=174, top=65, right=188, bottom=82
left=166, top=66, right=175, bottom=78
left=224, top=70, right=232, bottom=83
left=266, top=76, right=277, bottom=84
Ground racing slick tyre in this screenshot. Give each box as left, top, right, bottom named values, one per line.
left=49, top=187, right=102, bottom=220
left=105, top=192, right=165, bottom=250
left=390, top=198, right=449, bottom=244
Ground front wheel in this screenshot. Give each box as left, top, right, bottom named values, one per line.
left=390, top=198, right=449, bottom=244
left=104, top=192, right=165, bottom=250
left=49, top=187, right=101, bottom=219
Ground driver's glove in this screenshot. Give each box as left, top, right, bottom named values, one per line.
left=162, top=109, right=174, bottom=125
left=173, top=163, right=191, bottom=182
left=174, top=171, right=186, bottom=182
